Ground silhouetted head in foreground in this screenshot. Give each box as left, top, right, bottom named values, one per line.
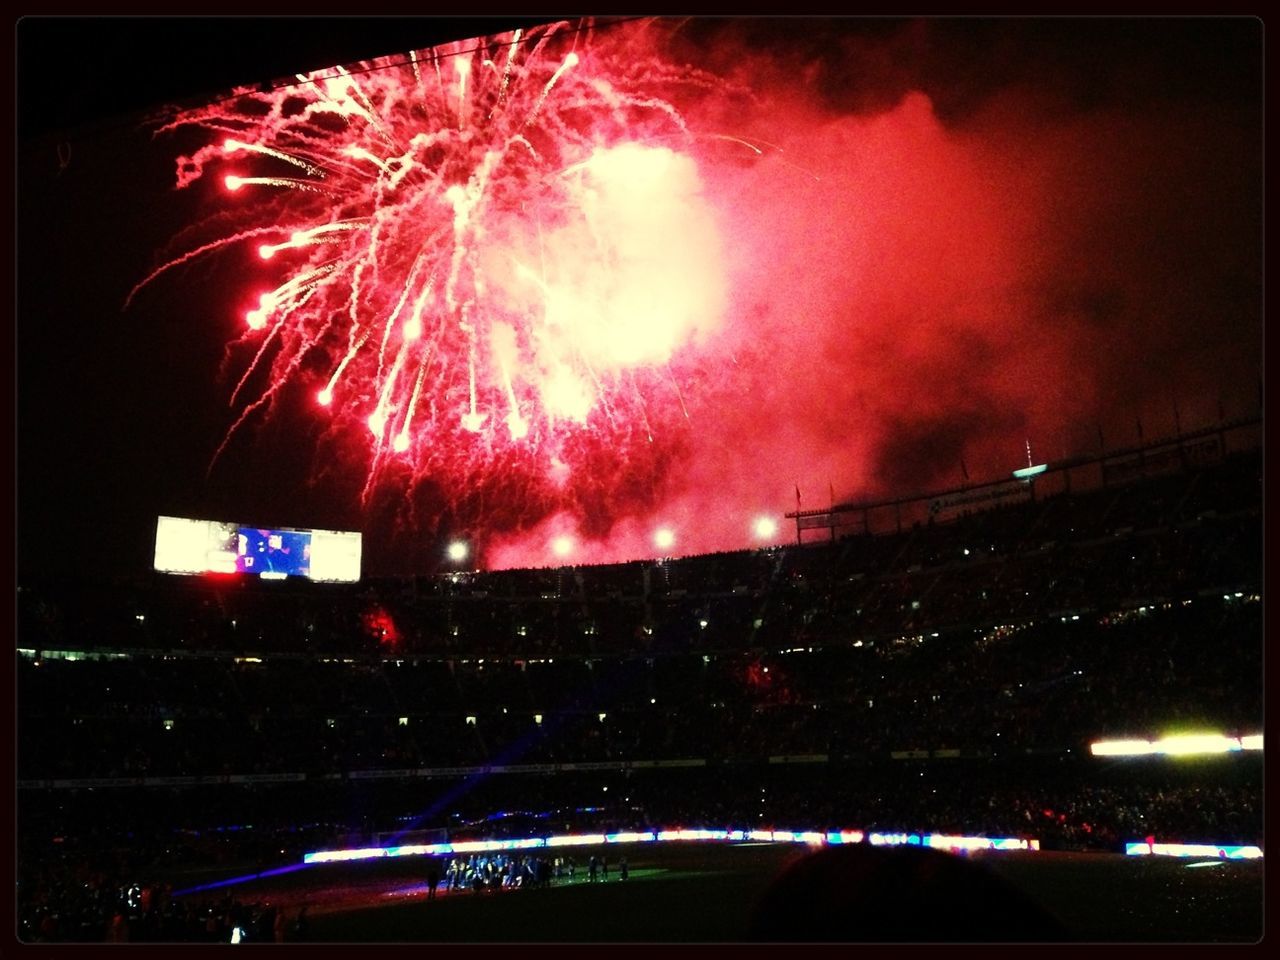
left=749, top=844, right=1072, bottom=943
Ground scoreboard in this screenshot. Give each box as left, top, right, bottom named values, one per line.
left=153, top=516, right=361, bottom=582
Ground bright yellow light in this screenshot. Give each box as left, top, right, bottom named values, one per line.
left=1159, top=734, right=1239, bottom=755
left=1091, top=732, right=1260, bottom=757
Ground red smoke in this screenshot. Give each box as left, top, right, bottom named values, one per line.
left=149, top=19, right=1258, bottom=572
left=488, top=19, right=1259, bottom=569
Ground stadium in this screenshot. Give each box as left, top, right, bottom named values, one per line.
left=15, top=17, right=1262, bottom=944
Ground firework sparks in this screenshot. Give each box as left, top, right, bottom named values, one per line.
left=139, top=19, right=735, bottom=548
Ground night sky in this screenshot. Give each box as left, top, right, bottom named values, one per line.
left=16, top=17, right=1263, bottom=580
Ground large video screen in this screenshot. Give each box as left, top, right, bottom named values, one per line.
left=154, top=516, right=361, bottom=582
left=236, top=527, right=311, bottom=577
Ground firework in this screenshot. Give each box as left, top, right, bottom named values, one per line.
left=136, top=19, right=737, bottom=548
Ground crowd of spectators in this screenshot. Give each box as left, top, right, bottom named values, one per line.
left=16, top=593, right=1260, bottom=778
left=17, top=451, right=1260, bottom=659
left=15, top=446, right=1262, bottom=941
left=16, top=871, right=310, bottom=944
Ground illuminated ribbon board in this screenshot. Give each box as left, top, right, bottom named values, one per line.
left=303, top=828, right=1039, bottom=864
left=1125, top=842, right=1262, bottom=860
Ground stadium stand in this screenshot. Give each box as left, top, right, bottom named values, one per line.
left=16, top=442, right=1262, bottom=941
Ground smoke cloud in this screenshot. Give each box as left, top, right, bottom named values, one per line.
left=484, top=18, right=1260, bottom=569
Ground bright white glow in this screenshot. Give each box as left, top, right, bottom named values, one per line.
left=754, top=516, right=778, bottom=540
left=1090, top=739, right=1159, bottom=756
left=654, top=528, right=675, bottom=550
left=658, top=829, right=729, bottom=841
left=154, top=516, right=238, bottom=575
left=546, top=834, right=607, bottom=848
left=447, top=541, right=468, bottom=562
left=317, top=389, right=333, bottom=406
left=551, top=536, right=573, bottom=558
left=224, top=174, right=243, bottom=191
left=1126, top=842, right=1263, bottom=859
left=386, top=844, right=434, bottom=857
left=1241, top=735, right=1263, bottom=750
left=302, top=829, right=1044, bottom=866
left=303, top=847, right=388, bottom=864
left=931, top=839, right=1039, bottom=855
left=1160, top=734, right=1241, bottom=755
left=869, top=833, right=916, bottom=846
left=309, top=528, right=362, bottom=583
left=392, top=433, right=410, bottom=453
left=506, top=413, right=529, bottom=439
left=1092, top=733, right=1259, bottom=757
left=539, top=368, right=593, bottom=421
left=449, top=840, right=502, bottom=854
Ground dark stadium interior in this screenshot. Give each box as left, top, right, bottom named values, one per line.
left=15, top=436, right=1264, bottom=942
left=16, top=15, right=1263, bottom=946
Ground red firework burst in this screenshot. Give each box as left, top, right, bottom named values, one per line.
left=135, top=19, right=743, bottom=534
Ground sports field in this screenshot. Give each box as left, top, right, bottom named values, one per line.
left=179, top=842, right=1264, bottom=943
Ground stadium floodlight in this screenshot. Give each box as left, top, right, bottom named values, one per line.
left=447, top=541, right=468, bottom=562
left=1159, top=734, right=1240, bottom=755
left=754, top=516, right=778, bottom=540
left=654, top=527, right=675, bottom=550
left=1090, top=733, right=1258, bottom=757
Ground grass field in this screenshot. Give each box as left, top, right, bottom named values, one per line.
left=181, top=842, right=1264, bottom=943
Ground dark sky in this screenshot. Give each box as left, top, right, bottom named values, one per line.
left=16, top=17, right=557, bottom=138
left=16, top=16, right=559, bottom=579
left=15, top=17, right=1262, bottom=580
